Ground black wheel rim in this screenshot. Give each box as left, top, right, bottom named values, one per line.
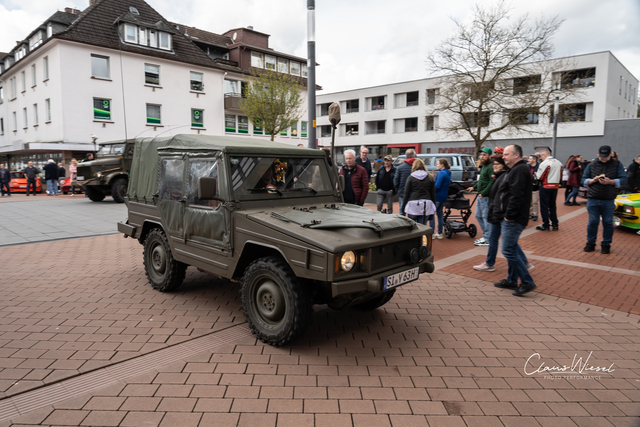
left=254, top=279, right=285, bottom=324
left=150, top=243, right=166, bottom=278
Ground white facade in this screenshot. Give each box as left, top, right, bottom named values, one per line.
left=315, top=51, right=637, bottom=155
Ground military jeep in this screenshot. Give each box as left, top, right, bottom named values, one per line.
left=118, top=134, right=435, bottom=346
left=76, top=140, right=135, bottom=203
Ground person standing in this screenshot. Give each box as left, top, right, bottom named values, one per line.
left=82, top=153, right=94, bottom=162
left=57, top=163, right=66, bottom=178
left=355, top=146, right=372, bottom=180
left=340, top=149, right=369, bottom=206
left=528, top=155, right=539, bottom=221
left=493, top=144, right=536, bottom=296
left=622, top=154, right=640, bottom=193
left=582, top=146, right=627, bottom=254
left=564, top=155, right=583, bottom=205
left=43, top=159, right=60, bottom=196
left=469, top=147, right=493, bottom=246
left=0, top=164, right=11, bottom=196
left=535, top=148, right=562, bottom=231
left=430, top=158, right=451, bottom=239
left=23, top=161, right=40, bottom=196
left=401, top=159, right=436, bottom=224
left=375, top=155, right=395, bottom=213
left=394, top=149, right=416, bottom=216
left=69, top=158, right=79, bottom=196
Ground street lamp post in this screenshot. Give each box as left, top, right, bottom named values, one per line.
left=307, top=0, right=316, bottom=149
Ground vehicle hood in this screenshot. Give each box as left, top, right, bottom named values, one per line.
left=76, top=157, right=121, bottom=169
left=245, top=203, right=425, bottom=252
left=615, top=193, right=640, bottom=205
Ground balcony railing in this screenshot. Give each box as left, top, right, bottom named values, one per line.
left=406, top=100, right=419, bottom=107
left=224, top=93, right=243, bottom=109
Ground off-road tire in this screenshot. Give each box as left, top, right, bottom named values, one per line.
left=241, top=256, right=313, bottom=346
left=111, top=178, right=127, bottom=203
left=85, top=186, right=106, bottom=202
left=143, top=229, right=186, bottom=292
left=468, top=223, right=477, bottom=238
left=355, top=289, right=396, bottom=310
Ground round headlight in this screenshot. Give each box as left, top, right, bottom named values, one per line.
left=340, top=251, right=356, bottom=272
left=422, top=235, right=428, bottom=246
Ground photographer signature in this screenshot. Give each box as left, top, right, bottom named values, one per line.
left=524, top=351, right=615, bottom=376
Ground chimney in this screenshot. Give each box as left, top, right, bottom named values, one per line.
left=90, top=0, right=99, bottom=5
left=64, top=7, right=82, bottom=14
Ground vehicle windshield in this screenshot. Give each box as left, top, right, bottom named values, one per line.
left=229, top=156, right=334, bottom=200
left=97, top=143, right=124, bottom=156
left=10, top=172, right=25, bottom=179
left=461, top=156, right=476, bottom=167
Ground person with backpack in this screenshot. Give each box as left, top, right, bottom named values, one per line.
left=402, top=159, right=436, bottom=225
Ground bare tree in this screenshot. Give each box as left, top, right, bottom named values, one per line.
left=427, top=1, right=584, bottom=156
left=240, top=70, right=305, bottom=142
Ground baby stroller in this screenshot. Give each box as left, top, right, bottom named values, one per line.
left=442, top=183, right=479, bottom=239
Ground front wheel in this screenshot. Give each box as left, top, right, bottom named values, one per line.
left=85, top=186, right=105, bottom=202
left=143, top=229, right=186, bottom=292
left=444, top=222, right=453, bottom=238
left=241, top=257, right=312, bottom=346
left=468, top=223, right=477, bottom=238
left=111, top=178, right=128, bottom=203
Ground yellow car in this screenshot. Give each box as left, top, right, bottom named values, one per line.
left=613, top=193, right=640, bottom=230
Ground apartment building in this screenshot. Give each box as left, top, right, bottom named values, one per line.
left=316, top=51, right=639, bottom=163
left=0, top=0, right=310, bottom=170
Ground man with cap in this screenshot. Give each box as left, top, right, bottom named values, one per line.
left=375, top=155, right=396, bottom=213
left=535, top=148, right=562, bottom=231
left=468, top=147, right=494, bottom=246
left=493, top=146, right=504, bottom=159
left=581, top=145, right=627, bottom=254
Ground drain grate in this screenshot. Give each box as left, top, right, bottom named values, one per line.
left=0, top=324, right=253, bottom=423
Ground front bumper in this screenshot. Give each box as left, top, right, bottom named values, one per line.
left=330, top=255, right=435, bottom=298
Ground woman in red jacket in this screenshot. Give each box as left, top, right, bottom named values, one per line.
left=564, top=154, right=583, bottom=206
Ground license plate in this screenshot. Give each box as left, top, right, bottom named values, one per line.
left=384, top=266, right=420, bottom=290
left=76, top=176, right=84, bottom=181
left=19, top=185, right=25, bottom=188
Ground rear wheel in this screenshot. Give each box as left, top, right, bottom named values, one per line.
left=468, top=223, right=477, bottom=238
left=355, top=289, right=396, bottom=310
left=444, top=222, right=453, bottom=238
left=85, top=186, right=105, bottom=202
left=111, top=178, right=128, bottom=203
left=241, top=257, right=312, bottom=346
left=143, top=229, right=186, bottom=292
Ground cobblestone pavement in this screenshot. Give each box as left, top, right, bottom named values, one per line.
left=0, top=194, right=638, bottom=426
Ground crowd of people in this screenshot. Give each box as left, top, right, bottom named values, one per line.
left=337, top=144, right=639, bottom=295
left=0, top=155, right=86, bottom=197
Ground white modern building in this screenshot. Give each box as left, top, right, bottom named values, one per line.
left=316, top=51, right=639, bottom=163
left=0, top=0, right=310, bottom=170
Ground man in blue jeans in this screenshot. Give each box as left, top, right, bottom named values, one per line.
left=581, top=145, right=627, bottom=254
left=492, top=144, right=536, bottom=296
left=468, top=147, right=493, bottom=246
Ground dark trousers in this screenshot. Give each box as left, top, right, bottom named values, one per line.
left=26, top=179, right=37, bottom=195
left=1, top=181, right=10, bottom=195
left=539, top=187, right=558, bottom=227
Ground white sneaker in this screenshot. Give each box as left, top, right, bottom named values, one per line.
left=526, top=262, right=534, bottom=271
left=473, top=262, right=495, bottom=271
left=436, top=234, right=443, bottom=239
left=475, top=239, right=489, bottom=246
left=474, top=238, right=483, bottom=244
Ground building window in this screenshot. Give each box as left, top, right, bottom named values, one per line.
left=365, top=120, right=385, bottom=135
left=553, top=103, right=589, bottom=122
left=513, top=75, right=541, bottom=95
left=406, top=91, right=419, bottom=106
left=91, top=55, right=110, bottom=79
left=238, top=116, right=249, bottom=134
left=43, top=56, right=49, bottom=80
left=254, top=121, right=263, bottom=135
left=301, top=64, right=308, bottom=78
left=145, top=64, right=160, bottom=85
left=345, top=99, right=359, bottom=114
left=23, top=108, right=28, bottom=128
left=45, top=99, right=51, bottom=121
left=404, top=118, right=418, bottom=132
left=31, top=64, right=37, bottom=87
left=278, top=58, right=289, bottom=73
left=320, top=125, right=332, bottom=138
left=291, top=122, right=298, bottom=137
left=463, top=111, right=490, bottom=127
left=33, top=104, right=38, bottom=126
left=190, top=72, right=203, bottom=91
left=13, top=112, right=17, bottom=131
left=290, top=61, right=300, bottom=76
left=560, top=68, right=596, bottom=89
left=264, top=55, right=276, bottom=71
left=149, top=30, right=157, bottom=48
left=47, top=24, right=53, bottom=38
left=146, top=104, right=161, bottom=124
left=10, top=78, right=16, bottom=99
left=0, top=86, right=3, bottom=104
left=426, top=115, right=438, bottom=131
left=225, top=114, right=236, bottom=133
left=509, top=108, right=539, bottom=125
left=21, top=71, right=26, bottom=92
left=159, top=32, right=171, bottom=50
left=251, top=52, right=264, bottom=68
left=301, top=121, right=307, bottom=137
left=369, top=95, right=385, bottom=111
left=344, top=123, right=358, bottom=136
left=319, top=103, right=330, bottom=116
left=124, top=24, right=137, bottom=43
left=426, top=89, right=438, bottom=105
left=192, top=109, right=204, bottom=128
left=94, top=98, right=111, bottom=120
left=30, top=32, right=43, bottom=50
left=1, top=118, right=4, bottom=135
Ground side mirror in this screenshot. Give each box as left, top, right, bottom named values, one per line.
left=198, top=177, right=223, bottom=201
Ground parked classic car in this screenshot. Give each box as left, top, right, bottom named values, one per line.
left=9, top=171, right=42, bottom=193
left=613, top=193, right=640, bottom=230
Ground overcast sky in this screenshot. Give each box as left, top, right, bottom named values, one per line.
left=1, top=0, right=639, bottom=95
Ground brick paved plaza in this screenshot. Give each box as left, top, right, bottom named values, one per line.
left=0, top=194, right=638, bottom=426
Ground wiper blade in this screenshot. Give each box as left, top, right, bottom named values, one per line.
left=247, top=187, right=283, bottom=196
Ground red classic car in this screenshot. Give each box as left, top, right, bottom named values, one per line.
left=58, top=176, right=83, bottom=194
left=9, top=171, right=43, bottom=193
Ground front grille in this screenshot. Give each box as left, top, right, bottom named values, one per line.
left=369, top=237, right=422, bottom=273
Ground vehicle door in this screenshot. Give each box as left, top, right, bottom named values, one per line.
left=156, top=155, right=186, bottom=237
left=183, top=154, right=231, bottom=251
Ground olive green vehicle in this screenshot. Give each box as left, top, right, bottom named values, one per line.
left=76, top=141, right=135, bottom=203
left=118, top=134, right=435, bottom=346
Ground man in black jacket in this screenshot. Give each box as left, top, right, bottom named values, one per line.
left=23, top=161, right=41, bottom=196
left=622, top=154, right=640, bottom=193
left=493, top=144, right=536, bottom=297
left=0, top=164, right=11, bottom=196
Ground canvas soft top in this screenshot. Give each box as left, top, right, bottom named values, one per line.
left=128, top=134, right=322, bottom=201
